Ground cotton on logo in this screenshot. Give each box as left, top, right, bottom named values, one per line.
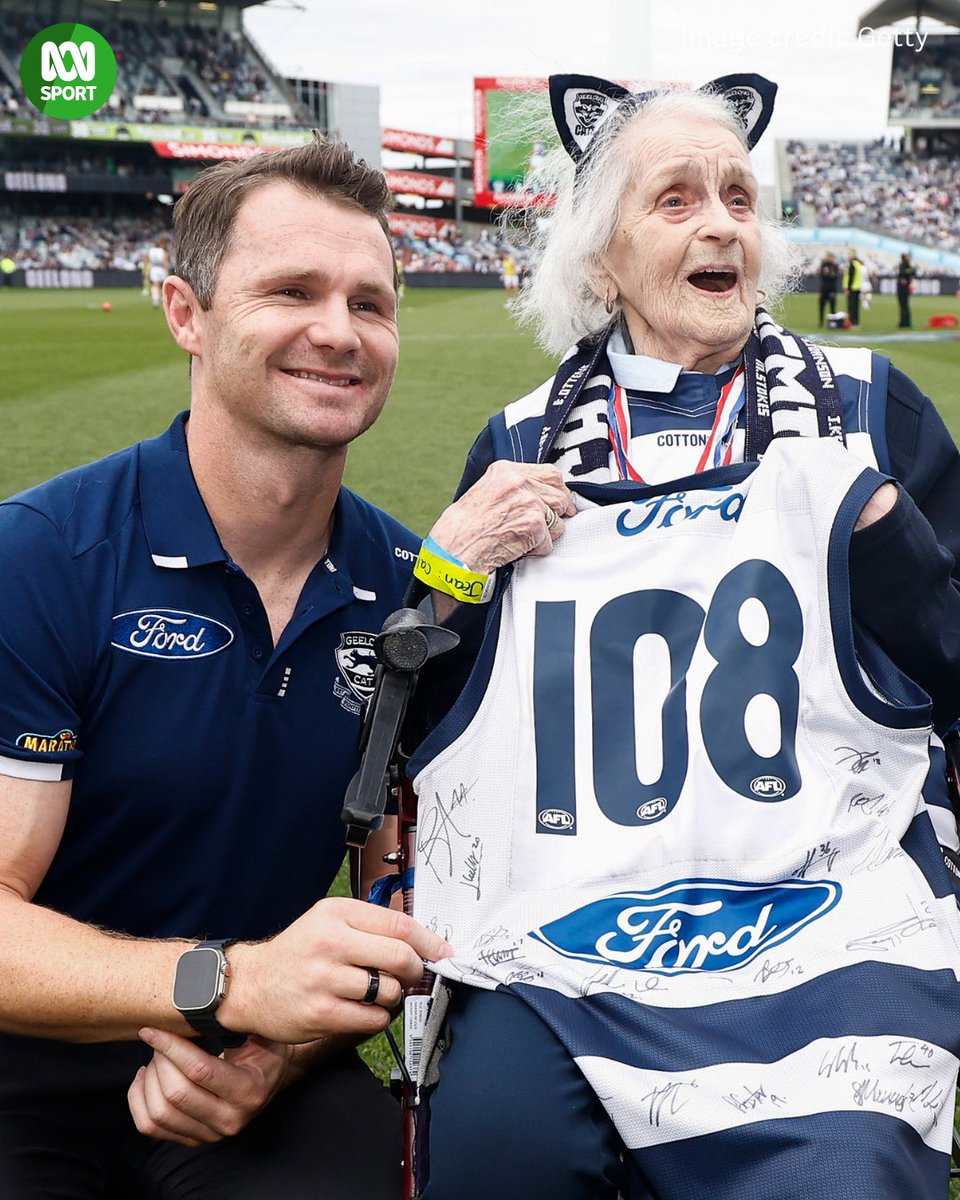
left=41, top=40, right=95, bottom=82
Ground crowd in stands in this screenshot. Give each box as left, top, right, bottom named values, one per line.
left=1, top=83, right=20, bottom=117
left=786, top=139, right=960, bottom=251
left=2, top=216, right=170, bottom=271
left=0, top=11, right=306, bottom=130
left=890, top=37, right=960, bottom=120
left=394, top=228, right=534, bottom=275
left=3, top=214, right=535, bottom=277
left=3, top=155, right=163, bottom=178
left=174, top=27, right=285, bottom=109
left=0, top=210, right=941, bottom=289
left=9, top=133, right=960, bottom=274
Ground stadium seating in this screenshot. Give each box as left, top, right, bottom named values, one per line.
left=0, top=10, right=308, bottom=130
left=890, top=37, right=960, bottom=120
left=2, top=219, right=533, bottom=275
left=785, top=139, right=960, bottom=252
left=394, top=230, right=533, bottom=276
left=1, top=215, right=168, bottom=271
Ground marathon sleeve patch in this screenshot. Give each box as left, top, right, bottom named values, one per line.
left=15, top=729, right=77, bottom=754
left=0, top=503, right=93, bottom=774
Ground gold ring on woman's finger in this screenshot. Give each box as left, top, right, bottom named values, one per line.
left=545, top=507, right=558, bottom=530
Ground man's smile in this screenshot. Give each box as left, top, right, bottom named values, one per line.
left=280, top=369, right=362, bottom=387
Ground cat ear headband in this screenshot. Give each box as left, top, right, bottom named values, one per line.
left=549, top=72, right=777, bottom=168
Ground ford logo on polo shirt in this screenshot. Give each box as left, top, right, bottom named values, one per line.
left=111, top=609, right=234, bottom=660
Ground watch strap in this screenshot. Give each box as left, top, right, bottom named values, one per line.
left=180, top=939, right=245, bottom=1048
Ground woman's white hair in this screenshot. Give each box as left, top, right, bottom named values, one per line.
left=507, top=87, right=801, bottom=355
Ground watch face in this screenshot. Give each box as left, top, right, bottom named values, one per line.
left=173, top=947, right=225, bottom=1015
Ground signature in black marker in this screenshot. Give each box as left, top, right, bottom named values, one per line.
left=834, top=746, right=881, bottom=774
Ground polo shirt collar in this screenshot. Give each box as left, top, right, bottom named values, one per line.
left=608, top=329, right=684, bottom=392
left=318, top=487, right=379, bottom=604
left=138, top=411, right=227, bottom=570
left=607, top=327, right=740, bottom=392
left=140, top=415, right=383, bottom=606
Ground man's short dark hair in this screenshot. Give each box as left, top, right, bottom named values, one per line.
left=173, top=132, right=395, bottom=308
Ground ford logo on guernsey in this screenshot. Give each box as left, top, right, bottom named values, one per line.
left=111, top=609, right=234, bottom=660
left=531, top=878, right=841, bottom=973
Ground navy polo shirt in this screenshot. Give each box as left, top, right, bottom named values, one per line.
left=0, top=414, right=420, bottom=941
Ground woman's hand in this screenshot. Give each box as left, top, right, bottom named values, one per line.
left=427, top=462, right=577, bottom=574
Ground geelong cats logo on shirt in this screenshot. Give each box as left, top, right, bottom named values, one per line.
left=531, top=878, right=841, bottom=974
left=334, top=632, right=377, bottom=715
left=112, top=609, right=234, bottom=659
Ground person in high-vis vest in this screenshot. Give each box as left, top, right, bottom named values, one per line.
left=846, top=249, right=864, bottom=327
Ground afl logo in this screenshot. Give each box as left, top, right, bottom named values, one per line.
left=637, top=797, right=668, bottom=821
left=538, top=808, right=575, bottom=831
left=111, top=609, right=234, bottom=659
left=751, top=776, right=786, bottom=799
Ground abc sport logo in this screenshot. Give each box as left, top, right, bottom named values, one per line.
left=20, top=23, right=117, bottom=120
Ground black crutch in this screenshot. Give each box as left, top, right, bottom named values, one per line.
left=342, top=606, right=457, bottom=1199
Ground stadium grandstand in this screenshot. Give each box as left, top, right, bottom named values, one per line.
left=0, top=4, right=434, bottom=277
left=0, top=0, right=528, bottom=288
left=6, top=0, right=960, bottom=294
left=785, top=137, right=959, bottom=251
left=0, top=6, right=306, bottom=129
left=777, top=0, right=960, bottom=294
left=1, top=0, right=318, bottom=286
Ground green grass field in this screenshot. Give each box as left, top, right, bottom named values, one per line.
left=4, top=285, right=960, bottom=1142
left=3, top=287, right=960, bottom=515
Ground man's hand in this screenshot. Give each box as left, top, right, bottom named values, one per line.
left=427, top=462, right=577, bottom=575
left=217, top=896, right=451, bottom=1045
left=128, top=1030, right=289, bottom=1147
left=855, top=481, right=898, bottom=531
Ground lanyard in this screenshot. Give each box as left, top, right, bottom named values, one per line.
left=607, top=365, right=746, bottom=483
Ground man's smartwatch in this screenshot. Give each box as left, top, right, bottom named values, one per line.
left=172, top=939, right=244, bottom=1046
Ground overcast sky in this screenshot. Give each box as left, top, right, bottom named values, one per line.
left=244, top=0, right=939, bottom=149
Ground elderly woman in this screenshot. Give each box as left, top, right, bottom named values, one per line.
left=410, top=74, right=960, bottom=1200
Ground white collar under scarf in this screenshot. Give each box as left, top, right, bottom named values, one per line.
left=607, top=327, right=740, bottom=393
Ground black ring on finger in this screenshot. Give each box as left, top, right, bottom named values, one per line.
left=360, top=967, right=381, bottom=1005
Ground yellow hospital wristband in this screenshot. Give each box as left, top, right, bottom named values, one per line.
left=413, top=540, right=495, bottom=604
